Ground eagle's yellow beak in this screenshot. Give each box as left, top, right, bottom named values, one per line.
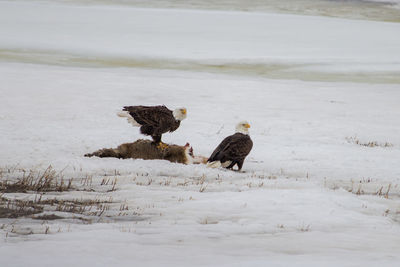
left=181, top=109, right=187, bottom=115
left=245, top=123, right=250, bottom=128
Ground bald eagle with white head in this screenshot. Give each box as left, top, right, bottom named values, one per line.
left=118, top=105, right=187, bottom=146
left=207, top=121, right=253, bottom=171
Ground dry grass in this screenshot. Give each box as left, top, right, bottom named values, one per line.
left=0, top=195, right=43, bottom=218
left=327, top=178, right=397, bottom=199
left=0, top=166, right=115, bottom=221
left=297, top=223, right=311, bottom=232
left=348, top=179, right=393, bottom=198
left=0, top=166, right=73, bottom=193
left=346, top=136, right=393, bottom=148
left=0, top=194, right=114, bottom=220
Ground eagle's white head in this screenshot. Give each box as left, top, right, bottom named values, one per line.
left=173, top=107, right=187, bottom=121
left=236, top=121, right=251, bottom=135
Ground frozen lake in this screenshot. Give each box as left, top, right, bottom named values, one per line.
left=1, top=1, right=400, bottom=83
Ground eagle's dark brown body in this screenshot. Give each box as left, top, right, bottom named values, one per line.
left=123, top=105, right=181, bottom=143
left=208, top=133, right=253, bottom=171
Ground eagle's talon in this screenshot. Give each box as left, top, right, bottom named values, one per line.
left=156, top=142, right=169, bottom=150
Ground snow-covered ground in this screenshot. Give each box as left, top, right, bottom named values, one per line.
left=1, top=1, right=400, bottom=266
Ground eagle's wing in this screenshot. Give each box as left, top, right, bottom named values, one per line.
left=123, top=105, right=174, bottom=128
left=221, top=135, right=253, bottom=161
left=208, top=135, right=235, bottom=162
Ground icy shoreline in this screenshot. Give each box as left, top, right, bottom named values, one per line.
left=7, top=0, right=400, bottom=22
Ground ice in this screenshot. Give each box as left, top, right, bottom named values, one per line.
left=1, top=1, right=400, bottom=82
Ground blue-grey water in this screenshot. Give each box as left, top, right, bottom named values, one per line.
left=37, top=0, right=400, bottom=22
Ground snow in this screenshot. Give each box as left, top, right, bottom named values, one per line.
left=1, top=1, right=400, bottom=267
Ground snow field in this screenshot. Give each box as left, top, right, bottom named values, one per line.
left=1, top=62, right=400, bottom=266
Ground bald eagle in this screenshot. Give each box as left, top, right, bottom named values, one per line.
left=207, top=121, right=253, bottom=171
left=118, top=105, right=187, bottom=144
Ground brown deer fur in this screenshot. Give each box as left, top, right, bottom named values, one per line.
left=85, top=139, right=207, bottom=165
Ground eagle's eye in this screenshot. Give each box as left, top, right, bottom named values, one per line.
left=181, top=109, right=187, bottom=115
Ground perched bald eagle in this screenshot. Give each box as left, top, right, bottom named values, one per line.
left=118, top=105, right=187, bottom=144
left=207, top=121, right=253, bottom=171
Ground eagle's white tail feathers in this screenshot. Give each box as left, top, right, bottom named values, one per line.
left=117, top=111, right=141, bottom=126
left=207, top=160, right=232, bottom=169
left=117, top=110, right=128, bottom=118
left=207, top=161, right=222, bottom=168
left=221, top=161, right=232, bottom=168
